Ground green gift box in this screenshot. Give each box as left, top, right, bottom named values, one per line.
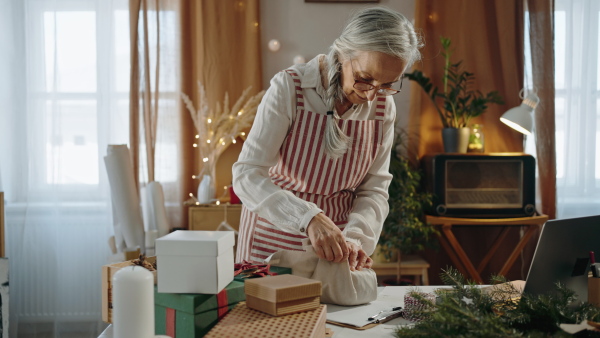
left=155, top=280, right=245, bottom=338
left=233, top=265, right=292, bottom=282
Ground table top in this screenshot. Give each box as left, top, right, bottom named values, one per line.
left=426, top=214, right=548, bottom=226
left=99, top=285, right=450, bottom=338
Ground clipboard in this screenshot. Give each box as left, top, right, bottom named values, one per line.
left=325, top=300, right=404, bottom=330
left=326, top=310, right=403, bottom=330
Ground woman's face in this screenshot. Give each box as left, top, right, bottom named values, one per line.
left=340, top=51, right=407, bottom=104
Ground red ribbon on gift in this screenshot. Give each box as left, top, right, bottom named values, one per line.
left=166, top=307, right=176, bottom=337
left=233, top=260, right=278, bottom=279
left=217, top=288, right=229, bottom=318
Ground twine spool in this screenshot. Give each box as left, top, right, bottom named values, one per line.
left=403, top=292, right=436, bottom=322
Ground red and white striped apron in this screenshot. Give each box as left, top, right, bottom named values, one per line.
left=236, top=69, right=385, bottom=263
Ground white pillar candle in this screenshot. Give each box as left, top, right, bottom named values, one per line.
left=113, top=266, right=155, bottom=338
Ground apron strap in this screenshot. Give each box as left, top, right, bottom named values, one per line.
left=284, top=69, right=305, bottom=112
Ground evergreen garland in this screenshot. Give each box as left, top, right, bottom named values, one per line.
left=395, top=267, right=600, bottom=337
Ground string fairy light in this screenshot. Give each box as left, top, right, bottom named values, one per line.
left=181, top=82, right=265, bottom=204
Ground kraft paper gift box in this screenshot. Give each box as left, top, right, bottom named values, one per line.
left=156, top=230, right=235, bottom=294
left=205, top=302, right=327, bottom=338
left=155, top=280, right=245, bottom=338
left=101, top=256, right=157, bottom=323
left=244, top=274, right=322, bottom=316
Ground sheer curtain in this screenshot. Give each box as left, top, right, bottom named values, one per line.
left=0, top=0, right=132, bottom=336
left=551, top=0, right=600, bottom=218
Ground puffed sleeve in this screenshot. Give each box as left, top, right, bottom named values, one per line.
left=232, top=71, right=323, bottom=234
left=341, top=98, right=395, bottom=256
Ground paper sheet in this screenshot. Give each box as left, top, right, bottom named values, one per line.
left=326, top=286, right=408, bottom=328
left=326, top=300, right=401, bottom=328
left=326, top=285, right=450, bottom=328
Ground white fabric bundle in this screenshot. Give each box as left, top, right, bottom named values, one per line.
left=266, top=241, right=378, bottom=306
left=104, top=144, right=145, bottom=253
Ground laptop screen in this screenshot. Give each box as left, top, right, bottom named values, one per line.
left=523, top=214, right=600, bottom=301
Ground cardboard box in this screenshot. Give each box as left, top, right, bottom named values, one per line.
left=155, top=280, right=245, bottom=338
left=101, top=256, right=157, bottom=323
left=589, top=276, right=600, bottom=306
left=156, top=230, right=235, bottom=294
left=244, top=274, right=321, bottom=316
left=205, top=302, right=327, bottom=338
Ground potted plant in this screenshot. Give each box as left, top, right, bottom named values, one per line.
left=404, top=36, right=504, bottom=153
left=376, top=134, right=436, bottom=285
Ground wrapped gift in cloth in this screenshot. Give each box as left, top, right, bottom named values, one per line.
left=245, top=274, right=321, bottom=316
left=266, top=240, right=377, bottom=306
left=154, top=280, right=245, bottom=338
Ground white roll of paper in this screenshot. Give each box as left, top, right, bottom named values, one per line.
left=104, top=144, right=145, bottom=253
left=146, top=181, right=170, bottom=238
left=145, top=230, right=158, bottom=250
left=140, top=185, right=154, bottom=234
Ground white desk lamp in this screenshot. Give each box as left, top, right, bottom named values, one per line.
left=500, top=91, right=540, bottom=135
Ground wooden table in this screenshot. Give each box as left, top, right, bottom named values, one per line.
left=426, top=214, right=548, bottom=284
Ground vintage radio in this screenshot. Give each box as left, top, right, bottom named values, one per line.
left=421, top=153, right=536, bottom=218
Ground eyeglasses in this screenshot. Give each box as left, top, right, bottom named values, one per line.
left=350, top=59, right=402, bottom=96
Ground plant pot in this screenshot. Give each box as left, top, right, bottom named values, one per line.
left=442, top=127, right=470, bottom=153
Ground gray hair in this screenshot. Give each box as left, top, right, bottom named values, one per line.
left=323, top=7, right=423, bottom=159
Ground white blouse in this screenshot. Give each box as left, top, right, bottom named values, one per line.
left=232, top=55, right=395, bottom=256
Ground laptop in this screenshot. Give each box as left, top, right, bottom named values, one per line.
left=523, top=214, right=600, bottom=301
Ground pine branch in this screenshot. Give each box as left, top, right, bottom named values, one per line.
left=395, top=267, right=600, bottom=337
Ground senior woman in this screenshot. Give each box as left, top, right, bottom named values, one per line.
left=232, top=7, right=422, bottom=272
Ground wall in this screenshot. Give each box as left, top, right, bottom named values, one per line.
left=259, top=0, right=416, bottom=128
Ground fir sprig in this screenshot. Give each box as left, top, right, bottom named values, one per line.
left=395, top=267, right=600, bottom=337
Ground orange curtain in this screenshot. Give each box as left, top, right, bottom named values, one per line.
left=528, top=0, right=556, bottom=220
left=408, top=1, right=525, bottom=157
left=130, top=0, right=187, bottom=228
left=179, top=0, right=262, bottom=226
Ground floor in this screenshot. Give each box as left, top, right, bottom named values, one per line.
left=16, top=321, right=108, bottom=338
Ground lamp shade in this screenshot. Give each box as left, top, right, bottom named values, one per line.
left=500, top=93, right=540, bottom=135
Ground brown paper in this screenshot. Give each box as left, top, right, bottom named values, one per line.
left=205, top=302, right=327, bottom=338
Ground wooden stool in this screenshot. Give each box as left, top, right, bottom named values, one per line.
left=371, top=255, right=430, bottom=285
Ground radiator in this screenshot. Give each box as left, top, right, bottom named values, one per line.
left=6, top=204, right=113, bottom=322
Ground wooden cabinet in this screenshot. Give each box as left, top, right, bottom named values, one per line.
left=188, top=204, right=243, bottom=231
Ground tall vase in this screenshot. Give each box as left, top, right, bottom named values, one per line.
left=442, top=127, right=470, bottom=153
left=197, top=174, right=215, bottom=204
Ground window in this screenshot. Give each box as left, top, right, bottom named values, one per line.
left=548, top=0, right=600, bottom=217
left=25, top=0, right=130, bottom=199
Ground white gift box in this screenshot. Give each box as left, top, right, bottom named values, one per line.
left=156, top=230, right=235, bottom=294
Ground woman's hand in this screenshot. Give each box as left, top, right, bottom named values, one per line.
left=307, top=213, right=349, bottom=263
left=346, top=241, right=373, bottom=271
